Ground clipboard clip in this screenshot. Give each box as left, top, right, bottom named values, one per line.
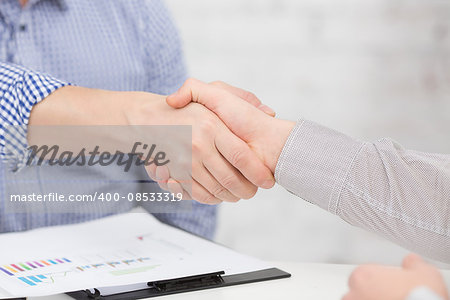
left=148, top=271, right=225, bottom=293
left=85, top=288, right=101, bottom=299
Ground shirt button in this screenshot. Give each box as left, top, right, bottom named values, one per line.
left=19, top=24, right=27, bottom=32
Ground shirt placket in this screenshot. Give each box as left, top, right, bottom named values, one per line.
left=0, top=1, right=20, bottom=64
left=15, top=6, right=38, bottom=68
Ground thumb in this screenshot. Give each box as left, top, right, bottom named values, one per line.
left=167, top=78, right=276, bottom=117
left=166, top=78, right=235, bottom=112
left=166, top=78, right=265, bottom=141
left=402, top=253, right=427, bottom=270
left=209, top=80, right=276, bottom=117
left=166, top=89, right=192, bottom=109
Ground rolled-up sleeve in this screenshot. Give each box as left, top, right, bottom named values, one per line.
left=275, top=120, right=450, bottom=263
left=0, top=62, right=68, bottom=171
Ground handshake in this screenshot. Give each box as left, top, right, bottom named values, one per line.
left=141, top=78, right=296, bottom=204
left=28, top=77, right=450, bottom=300
left=28, top=77, right=294, bottom=204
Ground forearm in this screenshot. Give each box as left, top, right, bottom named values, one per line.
left=275, top=120, right=450, bottom=263
left=29, top=86, right=161, bottom=126
left=26, top=85, right=171, bottom=162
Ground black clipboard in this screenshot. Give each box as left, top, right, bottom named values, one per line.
left=66, top=267, right=291, bottom=299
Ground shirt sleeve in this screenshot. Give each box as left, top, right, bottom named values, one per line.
left=275, top=120, right=450, bottom=263
left=0, top=62, right=69, bottom=171
left=407, top=287, right=445, bottom=300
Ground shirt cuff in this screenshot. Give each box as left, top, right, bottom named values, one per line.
left=0, top=66, right=69, bottom=171
left=406, top=287, right=445, bottom=300
left=274, top=120, right=364, bottom=213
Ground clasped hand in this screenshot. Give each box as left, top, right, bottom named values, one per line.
left=141, top=78, right=295, bottom=204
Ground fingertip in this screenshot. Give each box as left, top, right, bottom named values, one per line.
left=258, top=104, right=276, bottom=117
left=262, top=176, right=276, bottom=189
left=402, top=253, right=425, bottom=269
left=166, top=94, right=180, bottom=108
left=166, top=88, right=193, bottom=108
left=252, top=167, right=275, bottom=189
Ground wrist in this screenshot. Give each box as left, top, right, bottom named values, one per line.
left=123, top=92, right=167, bottom=126
left=29, top=86, right=139, bottom=126
left=262, top=118, right=296, bottom=174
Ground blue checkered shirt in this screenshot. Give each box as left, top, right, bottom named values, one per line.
left=0, top=0, right=217, bottom=238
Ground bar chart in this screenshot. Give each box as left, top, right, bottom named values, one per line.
left=1, top=255, right=153, bottom=287
left=0, top=258, right=72, bottom=276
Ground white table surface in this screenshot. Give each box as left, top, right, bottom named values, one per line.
left=24, top=261, right=450, bottom=300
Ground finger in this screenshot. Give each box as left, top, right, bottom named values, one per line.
left=167, top=78, right=265, bottom=141
left=200, top=148, right=256, bottom=200
left=167, top=78, right=242, bottom=112
left=144, top=163, right=157, bottom=181
left=214, top=123, right=274, bottom=189
left=167, top=178, right=191, bottom=200
left=209, top=80, right=261, bottom=106
left=209, top=80, right=276, bottom=116
left=187, top=179, right=223, bottom=205
left=155, top=165, right=170, bottom=191
left=192, top=162, right=240, bottom=202
left=402, top=253, right=426, bottom=270
left=168, top=78, right=275, bottom=188
left=258, top=104, right=276, bottom=117
left=169, top=169, right=221, bottom=204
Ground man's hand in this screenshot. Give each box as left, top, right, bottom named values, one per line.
left=157, top=78, right=296, bottom=201
left=343, top=254, right=449, bottom=300
left=166, top=78, right=296, bottom=174
left=126, top=94, right=275, bottom=204
left=29, top=86, right=275, bottom=204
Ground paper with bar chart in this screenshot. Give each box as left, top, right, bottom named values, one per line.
left=0, top=208, right=270, bottom=297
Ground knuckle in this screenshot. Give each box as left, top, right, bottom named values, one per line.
left=194, top=190, right=215, bottom=204
left=220, top=174, right=239, bottom=191
left=209, top=80, right=224, bottom=86
left=229, top=148, right=248, bottom=168
left=211, top=184, right=227, bottom=198
left=220, top=174, right=255, bottom=200
left=184, top=77, right=198, bottom=86
left=213, top=185, right=240, bottom=202
left=198, top=118, right=217, bottom=134
left=242, top=91, right=258, bottom=103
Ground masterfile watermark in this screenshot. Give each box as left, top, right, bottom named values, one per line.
left=27, top=142, right=170, bottom=172
left=2, top=124, right=193, bottom=214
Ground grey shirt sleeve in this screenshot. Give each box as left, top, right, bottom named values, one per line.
left=407, top=287, right=445, bottom=300
left=275, top=120, right=450, bottom=263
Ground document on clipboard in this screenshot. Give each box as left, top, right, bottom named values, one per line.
left=0, top=208, right=290, bottom=299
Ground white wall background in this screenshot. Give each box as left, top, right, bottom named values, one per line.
left=165, top=0, right=450, bottom=266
